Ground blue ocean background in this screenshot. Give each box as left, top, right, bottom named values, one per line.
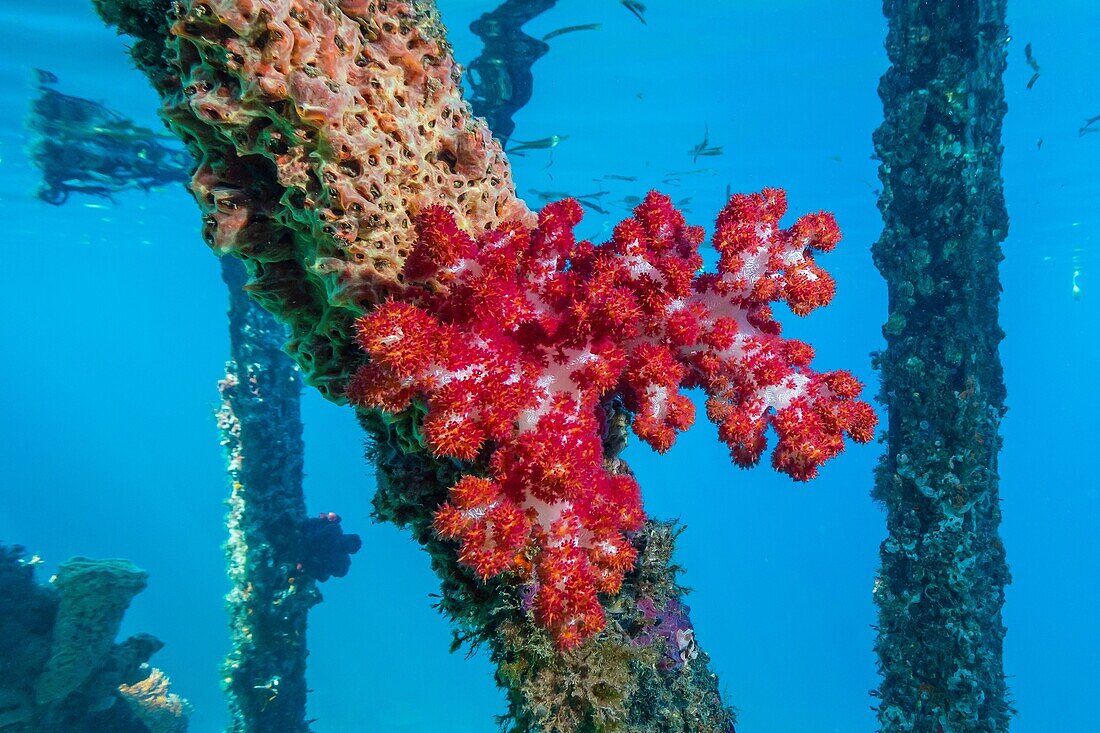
left=0, top=1, right=1096, bottom=730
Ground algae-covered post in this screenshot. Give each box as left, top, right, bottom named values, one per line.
left=92, top=0, right=873, bottom=729
left=871, top=0, right=1012, bottom=730
left=216, top=255, right=313, bottom=733
left=219, top=257, right=362, bottom=733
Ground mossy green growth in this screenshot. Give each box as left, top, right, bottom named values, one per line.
left=378, top=401, right=430, bottom=454
left=883, top=310, right=907, bottom=337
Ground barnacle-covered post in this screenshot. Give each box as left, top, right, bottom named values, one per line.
left=216, top=255, right=315, bottom=733
left=871, top=0, right=1012, bottom=730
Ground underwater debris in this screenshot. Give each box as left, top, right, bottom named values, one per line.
left=541, top=23, right=601, bottom=41
left=26, top=70, right=189, bottom=205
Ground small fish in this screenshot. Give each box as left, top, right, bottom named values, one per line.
left=1024, top=42, right=1040, bottom=72
left=542, top=23, right=601, bottom=41
left=599, top=174, right=638, bottom=182
left=1024, top=42, right=1040, bottom=89
left=688, top=126, right=724, bottom=161
left=582, top=221, right=613, bottom=240
left=529, top=188, right=572, bottom=201
left=507, top=134, right=568, bottom=154
left=676, top=196, right=693, bottom=207
left=621, top=0, right=647, bottom=25
left=664, top=168, right=716, bottom=178
left=1080, top=126, right=1099, bottom=137
left=529, top=189, right=608, bottom=207
left=578, top=199, right=609, bottom=215
left=1083, top=114, right=1100, bottom=128
left=1036, top=138, right=1043, bottom=150
left=617, top=195, right=643, bottom=208
left=690, top=126, right=711, bottom=161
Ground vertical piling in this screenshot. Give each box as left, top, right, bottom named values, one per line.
left=218, top=257, right=315, bottom=732
left=871, top=1, right=1013, bottom=731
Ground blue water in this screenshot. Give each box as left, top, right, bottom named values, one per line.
left=0, top=1, right=1096, bottom=731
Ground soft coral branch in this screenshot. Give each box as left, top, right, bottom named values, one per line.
left=348, top=188, right=876, bottom=647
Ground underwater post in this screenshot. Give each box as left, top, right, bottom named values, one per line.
left=871, top=0, right=1012, bottom=731
left=217, top=255, right=315, bottom=733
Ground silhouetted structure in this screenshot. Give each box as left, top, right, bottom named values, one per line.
left=27, top=70, right=189, bottom=204
left=466, top=0, right=556, bottom=144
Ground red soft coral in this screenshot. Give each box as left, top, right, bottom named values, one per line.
left=347, top=189, right=876, bottom=648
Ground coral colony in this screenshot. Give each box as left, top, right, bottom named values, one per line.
left=95, top=0, right=873, bottom=670
left=350, top=191, right=876, bottom=647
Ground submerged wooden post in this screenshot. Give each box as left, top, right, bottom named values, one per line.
left=871, top=1, right=1012, bottom=731
left=217, top=256, right=315, bottom=732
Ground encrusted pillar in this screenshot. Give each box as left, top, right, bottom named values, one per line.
left=217, top=256, right=315, bottom=732
left=871, top=1, right=1012, bottom=731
